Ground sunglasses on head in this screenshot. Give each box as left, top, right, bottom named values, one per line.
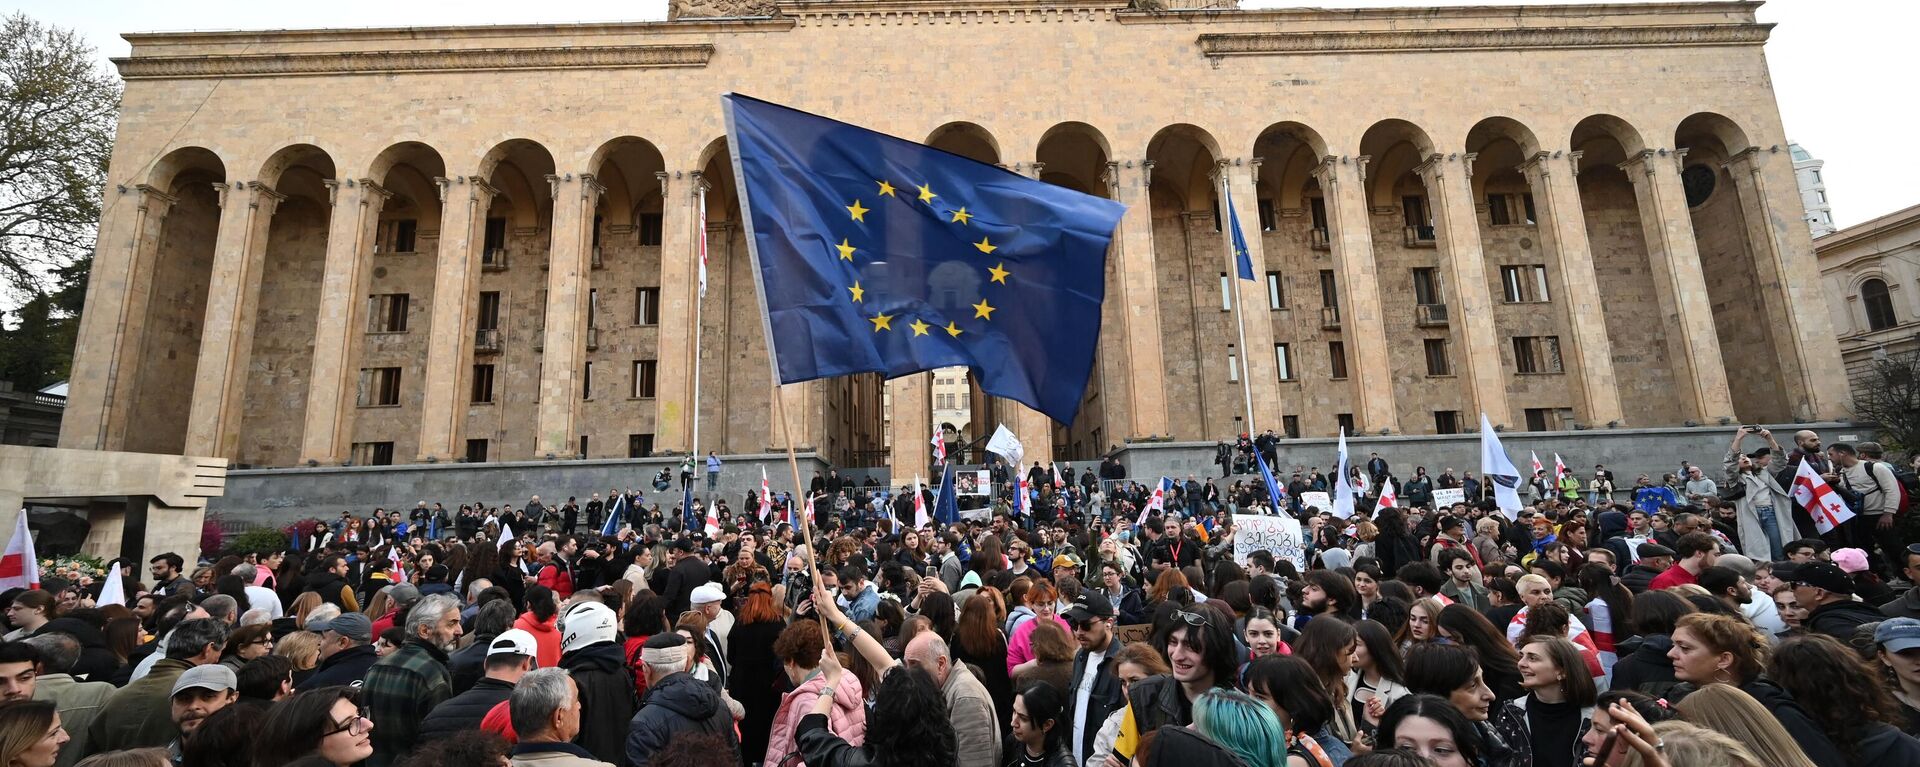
left=1172, top=609, right=1209, bottom=627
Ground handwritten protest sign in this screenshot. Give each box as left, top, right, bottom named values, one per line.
left=1433, top=488, right=1465, bottom=507
left=1300, top=491, right=1331, bottom=513
left=1234, top=513, right=1306, bottom=572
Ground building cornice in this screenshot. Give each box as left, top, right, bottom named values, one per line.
left=776, top=0, right=1122, bottom=24
left=1815, top=203, right=1920, bottom=253
left=119, top=18, right=791, bottom=47
left=1117, top=1, right=1763, bottom=26
left=1194, top=23, right=1768, bottom=60
left=113, top=43, right=719, bottom=80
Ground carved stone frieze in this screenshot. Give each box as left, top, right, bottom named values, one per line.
left=1196, top=24, right=1769, bottom=59
left=114, top=44, right=716, bottom=80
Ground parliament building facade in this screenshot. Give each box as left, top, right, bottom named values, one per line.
left=60, top=0, right=1846, bottom=480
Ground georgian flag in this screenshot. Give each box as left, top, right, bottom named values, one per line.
left=388, top=546, right=407, bottom=585
left=913, top=475, right=929, bottom=529
left=1790, top=459, right=1856, bottom=534
left=0, top=512, right=39, bottom=591
left=704, top=499, right=722, bottom=537
left=1376, top=480, right=1397, bottom=510
left=1052, top=463, right=1066, bottom=490
left=1508, top=606, right=1605, bottom=678
left=759, top=467, right=774, bottom=524
left=1137, top=477, right=1173, bottom=527
left=1530, top=451, right=1545, bottom=477
left=931, top=424, right=946, bottom=463
left=1553, top=453, right=1569, bottom=479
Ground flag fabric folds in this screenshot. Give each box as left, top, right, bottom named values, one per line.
left=1332, top=429, right=1355, bottom=518
left=1530, top=451, right=1545, bottom=478
left=496, top=521, right=515, bottom=552
left=1480, top=413, right=1525, bottom=519
left=1254, top=450, right=1286, bottom=513
left=912, top=475, right=928, bottom=528
left=1138, top=477, right=1173, bottom=527
left=931, top=424, right=946, bottom=464
left=1377, top=479, right=1398, bottom=511
left=1225, top=183, right=1254, bottom=280
left=935, top=460, right=959, bottom=526
left=602, top=493, right=627, bottom=537
left=723, top=94, right=1127, bottom=424
left=986, top=424, right=1024, bottom=467
left=0, top=512, right=38, bottom=591
left=759, top=468, right=774, bottom=525
left=1790, top=460, right=1857, bottom=534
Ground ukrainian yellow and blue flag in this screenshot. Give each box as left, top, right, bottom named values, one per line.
left=723, top=94, right=1126, bottom=425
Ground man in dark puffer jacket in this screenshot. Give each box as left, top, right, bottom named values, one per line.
left=418, top=628, right=536, bottom=742
left=558, top=602, right=636, bottom=764
left=626, top=633, right=737, bottom=767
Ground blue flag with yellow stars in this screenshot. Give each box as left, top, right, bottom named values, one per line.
left=1226, top=183, right=1254, bottom=281
left=723, top=94, right=1127, bottom=425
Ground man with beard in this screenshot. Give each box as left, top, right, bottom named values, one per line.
left=1296, top=570, right=1359, bottom=626
left=362, top=593, right=463, bottom=767
left=166, top=665, right=237, bottom=759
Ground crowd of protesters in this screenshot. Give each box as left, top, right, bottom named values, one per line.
left=3, top=425, right=1920, bottom=767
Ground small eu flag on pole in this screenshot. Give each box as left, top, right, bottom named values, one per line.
left=723, top=94, right=1127, bottom=425
left=1226, top=183, right=1254, bottom=281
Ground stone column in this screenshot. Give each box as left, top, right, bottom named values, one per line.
left=62, top=184, right=176, bottom=451
left=1723, top=147, right=1848, bottom=421
left=1418, top=153, right=1511, bottom=426
left=534, top=173, right=603, bottom=458
left=1521, top=151, right=1624, bottom=426
left=1314, top=156, right=1400, bottom=433
left=415, top=176, right=495, bottom=462
left=299, top=179, right=389, bottom=465
left=1108, top=161, right=1170, bottom=439
left=185, top=181, right=284, bottom=459
left=888, top=375, right=932, bottom=480
left=1620, top=149, right=1736, bottom=422
left=654, top=170, right=697, bottom=454
left=1220, top=159, right=1284, bottom=432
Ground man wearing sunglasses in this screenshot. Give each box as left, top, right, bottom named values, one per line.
left=1105, top=605, right=1237, bottom=766
left=1065, top=593, right=1123, bottom=767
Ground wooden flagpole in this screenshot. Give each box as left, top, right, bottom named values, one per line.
left=770, top=384, right=834, bottom=648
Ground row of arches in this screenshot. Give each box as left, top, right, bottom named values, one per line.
left=112, top=105, right=1793, bottom=469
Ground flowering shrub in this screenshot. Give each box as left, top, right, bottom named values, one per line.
left=38, top=553, right=107, bottom=589
left=201, top=516, right=225, bottom=559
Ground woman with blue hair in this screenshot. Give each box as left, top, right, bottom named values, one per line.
left=1191, top=688, right=1289, bottom=767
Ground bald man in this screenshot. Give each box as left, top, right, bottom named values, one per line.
left=904, top=633, right=998, bottom=767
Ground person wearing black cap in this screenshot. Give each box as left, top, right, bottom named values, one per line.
left=1062, top=592, right=1123, bottom=767
left=661, top=539, right=711, bottom=618
left=1794, top=561, right=1885, bottom=640
left=1723, top=426, right=1795, bottom=563
left=1620, top=544, right=1674, bottom=594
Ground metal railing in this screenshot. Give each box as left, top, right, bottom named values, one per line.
left=474, top=328, right=502, bottom=354
left=1320, top=305, right=1341, bottom=330
left=1415, top=303, right=1450, bottom=327
left=1403, top=225, right=1437, bottom=247
left=482, top=248, right=509, bottom=270
left=1309, top=227, right=1330, bottom=251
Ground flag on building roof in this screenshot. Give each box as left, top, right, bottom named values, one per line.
left=723, top=94, right=1126, bottom=425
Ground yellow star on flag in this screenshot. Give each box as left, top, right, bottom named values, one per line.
left=974, top=236, right=997, bottom=254
left=848, top=282, right=865, bottom=303
left=877, top=180, right=897, bottom=197
left=910, top=318, right=931, bottom=336
left=950, top=207, right=972, bottom=225
left=944, top=321, right=963, bottom=337
left=988, top=262, right=1009, bottom=284
left=869, top=312, right=893, bottom=331
left=972, top=299, right=996, bottom=321
left=846, top=200, right=869, bottom=222
left=836, top=239, right=856, bottom=261
left=917, top=183, right=938, bottom=204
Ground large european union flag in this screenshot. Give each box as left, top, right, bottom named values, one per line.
left=723, top=94, right=1126, bottom=425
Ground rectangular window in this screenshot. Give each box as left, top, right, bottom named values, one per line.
left=1402, top=195, right=1429, bottom=228
left=465, top=439, right=489, bottom=463
left=628, top=433, right=654, bottom=458
left=582, top=362, right=593, bottom=400
left=471, top=364, right=495, bottom=404
left=1513, top=335, right=1565, bottom=374
left=634, top=287, right=660, bottom=325
left=579, top=435, right=589, bottom=458
left=1500, top=265, right=1551, bottom=303
left=1435, top=411, right=1462, bottom=435
left=1424, top=339, right=1451, bottom=376
left=632, top=360, right=658, bottom=398
left=350, top=442, right=395, bottom=466
left=367, top=294, right=409, bottom=333
left=378, top=219, right=417, bottom=253
left=592, top=215, right=604, bottom=250
left=1319, top=270, right=1339, bottom=308
left=1523, top=193, right=1537, bottom=225
left=1309, top=197, right=1328, bottom=231
left=1282, top=415, right=1300, bottom=439
left=1336, top=413, right=1355, bottom=435
left=1266, top=271, right=1285, bottom=310
left=1257, top=198, right=1277, bottom=231
left=477, top=291, right=501, bottom=331
left=1487, top=193, right=1513, bottom=226
left=357, top=367, right=401, bottom=407
left=588, top=289, right=599, bottom=329
left=1274, top=343, right=1294, bottom=381
left=1220, top=273, right=1233, bottom=311
left=1328, top=341, right=1349, bottom=380
left=1228, top=352, right=1240, bottom=383
left=1525, top=408, right=1551, bottom=432
left=638, top=213, right=664, bottom=246
left=1412, top=267, right=1442, bottom=306
left=484, top=217, right=508, bottom=252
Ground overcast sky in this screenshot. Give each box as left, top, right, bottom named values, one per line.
left=15, top=0, right=1910, bottom=229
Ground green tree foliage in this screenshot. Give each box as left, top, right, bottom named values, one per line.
left=0, top=13, right=118, bottom=386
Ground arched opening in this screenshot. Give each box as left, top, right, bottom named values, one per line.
left=1676, top=112, right=1785, bottom=421
left=1358, top=119, right=1461, bottom=434
left=1146, top=124, right=1232, bottom=441
left=584, top=137, right=666, bottom=458
left=343, top=142, right=446, bottom=464
left=1466, top=117, right=1574, bottom=428
left=1253, top=122, right=1332, bottom=439
left=464, top=139, right=556, bottom=462
left=1036, top=121, right=1114, bottom=461
left=1862, top=278, right=1897, bottom=331
left=1571, top=114, right=1683, bottom=425
left=924, top=123, right=1006, bottom=466
left=124, top=147, right=225, bottom=455
left=236, top=145, right=336, bottom=467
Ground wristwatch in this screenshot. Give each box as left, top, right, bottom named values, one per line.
left=820, top=685, right=838, bottom=699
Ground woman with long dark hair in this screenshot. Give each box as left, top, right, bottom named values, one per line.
left=1512, top=637, right=1596, bottom=767
left=1002, top=681, right=1073, bottom=767
left=1348, top=619, right=1409, bottom=737
left=252, top=687, right=375, bottom=767
left=1433, top=604, right=1524, bottom=702
left=953, top=592, right=1013, bottom=726
left=488, top=540, right=527, bottom=609
left=1402, top=643, right=1529, bottom=767
left=1573, top=562, right=1633, bottom=682
left=1376, top=695, right=1481, bottom=767
left=1293, top=615, right=1359, bottom=750
left=1244, top=655, right=1337, bottom=767
left=803, top=582, right=960, bottom=767
left=1767, top=633, right=1920, bottom=766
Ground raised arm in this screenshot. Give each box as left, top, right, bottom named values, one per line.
left=813, top=582, right=897, bottom=675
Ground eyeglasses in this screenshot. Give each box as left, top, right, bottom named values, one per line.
left=325, top=715, right=372, bottom=737
left=1906, top=543, right=1920, bottom=556
left=1172, top=610, right=1209, bottom=627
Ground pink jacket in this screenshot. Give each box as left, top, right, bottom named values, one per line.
left=764, top=671, right=866, bottom=766
left=1006, top=614, right=1070, bottom=674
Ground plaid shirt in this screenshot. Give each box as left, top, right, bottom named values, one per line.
left=361, top=638, right=452, bottom=767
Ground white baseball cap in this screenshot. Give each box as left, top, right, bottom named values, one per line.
left=488, top=628, right=539, bottom=661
